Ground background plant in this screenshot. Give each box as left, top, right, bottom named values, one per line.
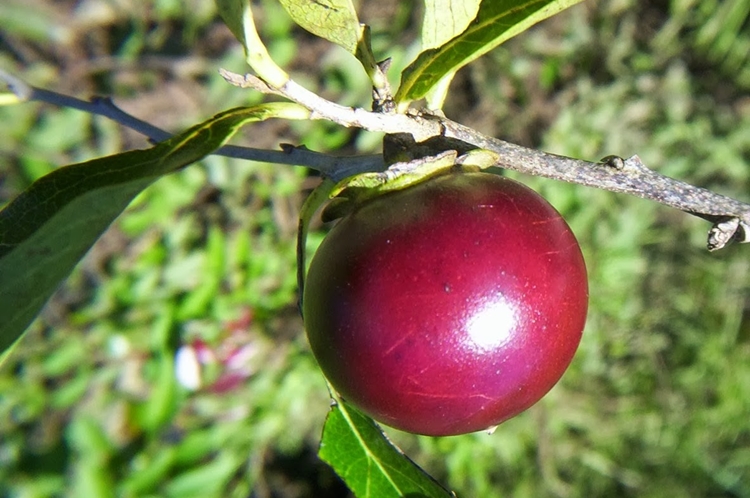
left=1, top=0, right=749, bottom=497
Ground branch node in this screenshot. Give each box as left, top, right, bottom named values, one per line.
left=600, top=155, right=648, bottom=173
left=600, top=155, right=625, bottom=170
left=622, top=155, right=649, bottom=173
left=281, top=143, right=309, bottom=153
left=707, top=217, right=750, bottom=251
left=0, top=69, right=33, bottom=101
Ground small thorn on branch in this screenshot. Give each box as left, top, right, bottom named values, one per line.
left=600, top=155, right=625, bottom=170
left=377, top=58, right=392, bottom=74
left=600, top=155, right=648, bottom=173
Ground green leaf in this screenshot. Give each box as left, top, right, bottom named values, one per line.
left=163, top=453, right=242, bottom=498
left=67, top=416, right=114, bottom=464
left=277, top=0, right=362, bottom=54
left=422, top=0, right=481, bottom=50
left=136, top=351, right=179, bottom=433
left=396, top=0, right=586, bottom=104
left=215, top=0, right=249, bottom=48
left=319, top=396, right=453, bottom=498
left=0, top=102, right=310, bottom=355
left=420, top=0, right=481, bottom=108
left=121, top=448, right=177, bottom=496
left=274, top=1, right=392, bottom=102
left=215, top=0, right=289, bottom=86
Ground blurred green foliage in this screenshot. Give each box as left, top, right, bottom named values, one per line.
left=1, top=0, right=749, bottom=497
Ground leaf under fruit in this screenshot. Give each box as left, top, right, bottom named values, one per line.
left=319, top=395, right=453, bottom=498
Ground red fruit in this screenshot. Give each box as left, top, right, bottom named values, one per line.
left=303, top=172, right=588, bottom=436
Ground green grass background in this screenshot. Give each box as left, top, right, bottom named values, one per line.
left=1, top=0, right=750, bottom=496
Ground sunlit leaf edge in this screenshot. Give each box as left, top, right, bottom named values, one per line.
left=0, top=102, right=309, bottom=355
left=396, top=0, right=586, bottom=104
left=319, top=396, right=453, bottom=498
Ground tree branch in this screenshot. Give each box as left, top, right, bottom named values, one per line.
left=218, top=69, right=750, bottom=252
left=0, top=70, right=384, bottom=178
left=217, top=69, right=440, bottom=140
left=4, top=67, right=748, bottom=251
left=442, top=121, right=750, bottom=251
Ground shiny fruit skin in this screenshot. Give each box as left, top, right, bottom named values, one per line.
left=303, top=172, right=588, bottom=436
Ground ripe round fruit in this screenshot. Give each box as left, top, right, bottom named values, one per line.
left=303, top=172, right=588, bottom=436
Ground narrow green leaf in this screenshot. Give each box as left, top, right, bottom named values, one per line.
left=136, top=352, right=179, bottom=432
left=277, top=0, right=362, bottom=54
left=67, top=417, right=116, bottom=498
left=420, top=0, right=481, bottom=109
left=422, top=0, right=481, bottom=50
left=70, top=459, right=115, bottom=498
left=163, top=453, right=242, bottom=498
left=215, top=0, right=289, bottom=86
left=67, top=416, right=114, bottom=464
left=215, top=0, right=248, bottom=48
left=121, top=448, right=177, bottom=496
left=396, top=0, right=586, bottom=104
left=0, top=102, right=310, bottom=355
left=319, top=397, right=453, bottom=498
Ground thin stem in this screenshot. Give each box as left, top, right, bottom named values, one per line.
left=0, top=71, right=384, bottom=178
